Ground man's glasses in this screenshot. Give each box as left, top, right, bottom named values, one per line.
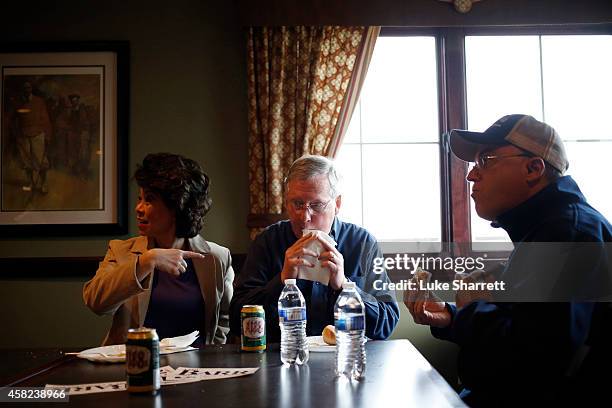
left=289, top=199, right=332, bottom=214
left=473, top=153, right=532, bottom=170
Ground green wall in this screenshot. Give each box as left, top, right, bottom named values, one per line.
left=0, top=0, right=249, bottom=347
left=0, top=0, right=250, bottom=257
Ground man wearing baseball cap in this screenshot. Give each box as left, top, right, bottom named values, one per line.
left=405, top=114, right=612, bottom=406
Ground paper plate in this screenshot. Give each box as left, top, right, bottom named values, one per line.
left=77, top=344, right=197, bottom=363
left=307, top=336, right=335, bottom=353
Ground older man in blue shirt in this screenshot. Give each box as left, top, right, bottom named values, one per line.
left=230, top=155, right=399, bottom=342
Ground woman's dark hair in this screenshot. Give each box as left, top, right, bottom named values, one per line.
left=134, top=153, right=212, bottom=238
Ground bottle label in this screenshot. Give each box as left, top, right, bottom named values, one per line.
left=335, top=315, right=365, bottom=331
left=278, top=307, right=306, bottom=322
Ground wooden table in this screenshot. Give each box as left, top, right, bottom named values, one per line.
left=4, top=340, right=466, bottom=407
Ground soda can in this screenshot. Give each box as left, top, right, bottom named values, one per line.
left=126, top=327, right=160, bottom=394
left=241, top=305, right=266, bottom=352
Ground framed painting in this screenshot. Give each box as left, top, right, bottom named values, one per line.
left=0, top=42, right=129, bottom=236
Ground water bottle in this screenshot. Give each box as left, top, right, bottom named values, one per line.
left=278, top=279, right=309, bottom=365
left=334, top=281, right=366, bottom=380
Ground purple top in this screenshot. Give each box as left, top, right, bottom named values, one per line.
left=144, top=259, right=205, bottom=347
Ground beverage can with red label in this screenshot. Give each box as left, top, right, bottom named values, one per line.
left=241, top=305, right=266, bottom=352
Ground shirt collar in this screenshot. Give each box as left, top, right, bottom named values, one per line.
left=330, top=217, right=340, bottom=242
left=492, top=176, right=583, bottom=241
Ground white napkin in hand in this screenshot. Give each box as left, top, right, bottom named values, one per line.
left=298, top=230, right=337, bottom=286
left=160, top=330, right=199, bottom=349
left=403, top=267, right=432, bottom=304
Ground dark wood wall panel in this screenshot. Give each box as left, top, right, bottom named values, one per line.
left=237, top=0, right=612, bottom=27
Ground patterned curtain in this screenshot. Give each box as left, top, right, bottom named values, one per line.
left=246, top=26, right=375, bottom=238
left=328, top=27, right=380, bottom=157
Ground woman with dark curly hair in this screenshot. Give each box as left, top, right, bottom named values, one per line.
left=83, top=153, right=234, bottom=346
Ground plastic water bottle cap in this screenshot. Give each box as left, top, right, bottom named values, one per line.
left=284, top=278, right=297, bottom=285
left=342, top=281, right=356, bottom=289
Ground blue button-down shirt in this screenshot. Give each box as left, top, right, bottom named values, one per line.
left=230, top=218, right=400, bottom=342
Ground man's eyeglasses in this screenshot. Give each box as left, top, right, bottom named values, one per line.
left=473, top=153, right=532, bottom=170
left=289, top=199, right=332, bottom=214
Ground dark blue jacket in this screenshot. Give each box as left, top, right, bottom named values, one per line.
left=230, top=218, right=400, bottom=342
left=432, top=176, right=612, bottom=406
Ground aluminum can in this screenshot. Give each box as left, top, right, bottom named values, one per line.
left=126, top=327, right=160, bottom=393
left=241, top=305, right=266, bottom=352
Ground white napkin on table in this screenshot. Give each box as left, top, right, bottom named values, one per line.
left=160, top=330, right=199, bottom=349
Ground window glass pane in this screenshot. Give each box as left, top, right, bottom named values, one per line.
left=338, top=35, right=441, bottom=246
left=334, top=144, right=363, bottom=226
left=361, top=144, right=441, bottom=242
left=466, top=35, right=541, bottom=243
left=360, top=36, right=438, bottom=143
left=465, top=36, right=543, bottom=131
left=470, top=198, right=511, bottom=242
left=541, top=35, right=612, bottom=141
left=467, top=34, right=612, bottom=243
left=565, top=141, right=612, bottom=220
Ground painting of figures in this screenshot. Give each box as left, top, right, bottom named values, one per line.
left=2, top=72, right=102, bottom=211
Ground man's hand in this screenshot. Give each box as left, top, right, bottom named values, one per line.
left=318, top=237, right=345, bottom=290
left=280, top=234, right=317, bottom=284
left=455, top=271, right=494, bottom=309
left=404, top=289, right=451, bottom=328
left=411, top=299, right=452, bottom=328
left=138, top=249, right=204, bottom=280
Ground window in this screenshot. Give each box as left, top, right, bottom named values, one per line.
left=335, top=37, right=442, bottom=251
left=337, top=27, right=612, bottom=252
left=466, top=34, right=612, bottom=242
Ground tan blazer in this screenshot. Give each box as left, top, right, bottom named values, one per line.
left=83, top=235, right=234, bottom=345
